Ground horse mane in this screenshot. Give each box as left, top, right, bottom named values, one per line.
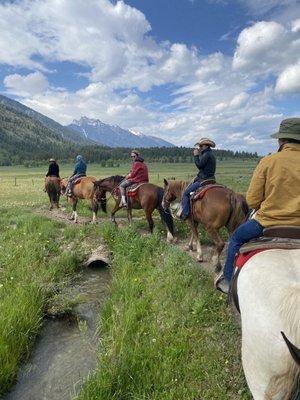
left=168, top=180, right=189, bottom=197
left=95, top=175, right=125, bottom=187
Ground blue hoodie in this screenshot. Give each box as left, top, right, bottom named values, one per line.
left=73, top=155, right=87, bottom=175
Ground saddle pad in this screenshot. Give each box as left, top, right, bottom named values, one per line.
left=239, top=237, right=300, bottom=253
left=127, top=182, right=147, bottom=195
left=235, top=249, right=266, bottom=269
left=192, top=184, right=224, bottom=201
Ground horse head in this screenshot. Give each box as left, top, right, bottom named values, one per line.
left=162, top=179, right=177, bottom=210
left=92, top=180, right=107, bottom=213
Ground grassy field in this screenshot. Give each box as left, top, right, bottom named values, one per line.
left=0, top=160, right=257, bottom=398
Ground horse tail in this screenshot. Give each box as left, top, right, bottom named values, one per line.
left=266, top=287, right=300, bottom=399
left=226, top=191, right=249, bottom=234
left=46, top=180, right=60, bottom=204
left=156, top=187, right=174, bottom=236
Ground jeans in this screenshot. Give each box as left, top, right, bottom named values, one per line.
left=181, top=181, right=201, bottom=217
left=66, top=173, right=85, bottom=195
left=119, top=179, right=131, bottom=197
left=223, top=219, right=264, bottom=281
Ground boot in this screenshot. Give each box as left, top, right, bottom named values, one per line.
left=120, top=195, right=127, bottom=207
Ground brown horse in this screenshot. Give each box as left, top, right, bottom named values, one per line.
left=93, top=175, right=174, bottom=241
left=60, top=176, right=106, bottom=223
left=162, top=179, right=249, bottom=271
left=45, top=176, right=61, bottom=210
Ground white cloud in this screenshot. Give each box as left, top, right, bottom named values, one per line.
left=0, top=0, right=298, bottom=154
left=4, top=72, right=49, bottom=96
left=275, top=62, right=300, bottom=93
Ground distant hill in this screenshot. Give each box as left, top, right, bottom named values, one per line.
left=0, top=94, right=91, bottom=144
left=0, top=94, right=258, bottom=166
left=68, top=117, right=174, bottom=148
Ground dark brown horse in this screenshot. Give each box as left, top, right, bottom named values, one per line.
left=162, top=179, right=249, bottom=271
left=60, top=177, right=106, bottom=223
left=44, top=176, right=61, bottom=210
left=93, top=175, right=174, bottom=241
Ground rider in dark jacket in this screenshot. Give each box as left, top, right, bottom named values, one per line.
left=179, top=138, right=216, bottom=219
left=66, top=155, right=87, bottom=196
left=46, top=158, right=60, bottom=178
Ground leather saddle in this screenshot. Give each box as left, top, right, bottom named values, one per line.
left=126, top=182, right=147, bottom=197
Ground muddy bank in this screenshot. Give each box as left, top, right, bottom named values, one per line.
left=3, top=257, right=110, bottom=400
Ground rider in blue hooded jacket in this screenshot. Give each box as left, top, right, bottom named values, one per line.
left=66, top=155, right=87, bottom=196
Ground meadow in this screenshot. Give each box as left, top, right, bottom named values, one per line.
left=0, top=160, right=257, bottom=398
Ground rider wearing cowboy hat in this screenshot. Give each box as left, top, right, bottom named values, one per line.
left=179, top=137, right=216, bottom=220
left=120, top=150, right=149, bottom=207
left=46, top=158, right=60, bottom=178
left=216, top=118, right=300, bottom=294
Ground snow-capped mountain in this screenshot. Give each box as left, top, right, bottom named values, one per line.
left=68, top=117, right=174, bottom=148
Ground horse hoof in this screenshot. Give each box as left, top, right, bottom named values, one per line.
left=197, top=256, right=204, bottom=263
left=184, top=245, right=193, bottom=251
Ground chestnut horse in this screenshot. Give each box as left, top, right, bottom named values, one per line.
left=60, top=177, right=106, bottom=223
left=44, top=176, right=61, bottom=210
left=162, top=179, right=249, bottom=270
left=93, top=175, right=174, bottom=241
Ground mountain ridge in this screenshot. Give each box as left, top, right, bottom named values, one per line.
left=68, top=116, right=174, bottom=148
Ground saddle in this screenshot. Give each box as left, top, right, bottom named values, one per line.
left=192, top=182, right=224, bottom=201
left=126, top=182, right=148, bottom=198
left=231, top=226, right=300, bottom=313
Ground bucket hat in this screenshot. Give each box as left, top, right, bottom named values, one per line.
left=271, top=118, right=300, bottom=140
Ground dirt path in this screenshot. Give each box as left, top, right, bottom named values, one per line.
left=36, top=207, right=227, bottom=278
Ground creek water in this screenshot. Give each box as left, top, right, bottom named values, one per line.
left=3, top=262, right=110, bottom=400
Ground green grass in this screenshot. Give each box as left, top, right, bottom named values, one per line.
left=0, top=160, right=256, bottom=397
left=77, top=225, right=251, bottom=400
left=0, top=209, right=100, bottom=394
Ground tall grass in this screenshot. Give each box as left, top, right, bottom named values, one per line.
left=0, top=209, right=91, bottom=394
left=78, top=225, right=251, bottom=400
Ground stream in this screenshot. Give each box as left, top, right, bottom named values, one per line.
left=3, top=260, right=110, bottom=400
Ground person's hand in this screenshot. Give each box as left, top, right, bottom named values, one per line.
left=193, top=148, right=200, bottom=156
left=126, top=174, right=131, bottom=179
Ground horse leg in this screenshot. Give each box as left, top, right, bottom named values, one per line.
left=127, top=207, right=133, bottom=224
left=206, top=227, right=225, bottom=272
left=72, top=199, right=78, bottom=223
left=145, top=210, right=154, bottom=233
left=91, top=201, right=98, bottom=224
left=111, top=199, right=120, bottom=224
left=187, top=219, right=203, bottom=261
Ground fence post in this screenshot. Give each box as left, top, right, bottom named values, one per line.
left=14, top=177, right=17, bottom=186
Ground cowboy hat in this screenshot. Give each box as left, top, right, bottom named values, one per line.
left=49, top=158, right=56, bottom=162
left=194, top=138, right=216, bottom=148
left=271, top=118, right=300, bottom=140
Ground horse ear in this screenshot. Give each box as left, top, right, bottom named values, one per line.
left=164, top=178, right=168, bottom=187
left=281, top=331, right=300, bottom=366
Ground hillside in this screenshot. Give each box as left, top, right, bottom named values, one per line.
left=0, top=96, right=258, bottom=166
left=0, top=95, right=90, bottom=144
left=68, top=117, right=174, bottom=148
left=0, top=103, right=80, bottom=164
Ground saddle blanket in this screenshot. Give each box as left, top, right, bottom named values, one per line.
left=192, top=184, right=224, bottom=201
left=127, top=182, right=148, bottom=197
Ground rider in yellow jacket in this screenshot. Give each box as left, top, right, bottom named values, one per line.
left=216, top=117, right=300, bottom=294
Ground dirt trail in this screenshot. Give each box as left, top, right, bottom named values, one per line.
left=36, top=207, right=226, bottom=278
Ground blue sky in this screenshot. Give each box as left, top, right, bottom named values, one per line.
left=0, top=0, right=300, bottom=154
